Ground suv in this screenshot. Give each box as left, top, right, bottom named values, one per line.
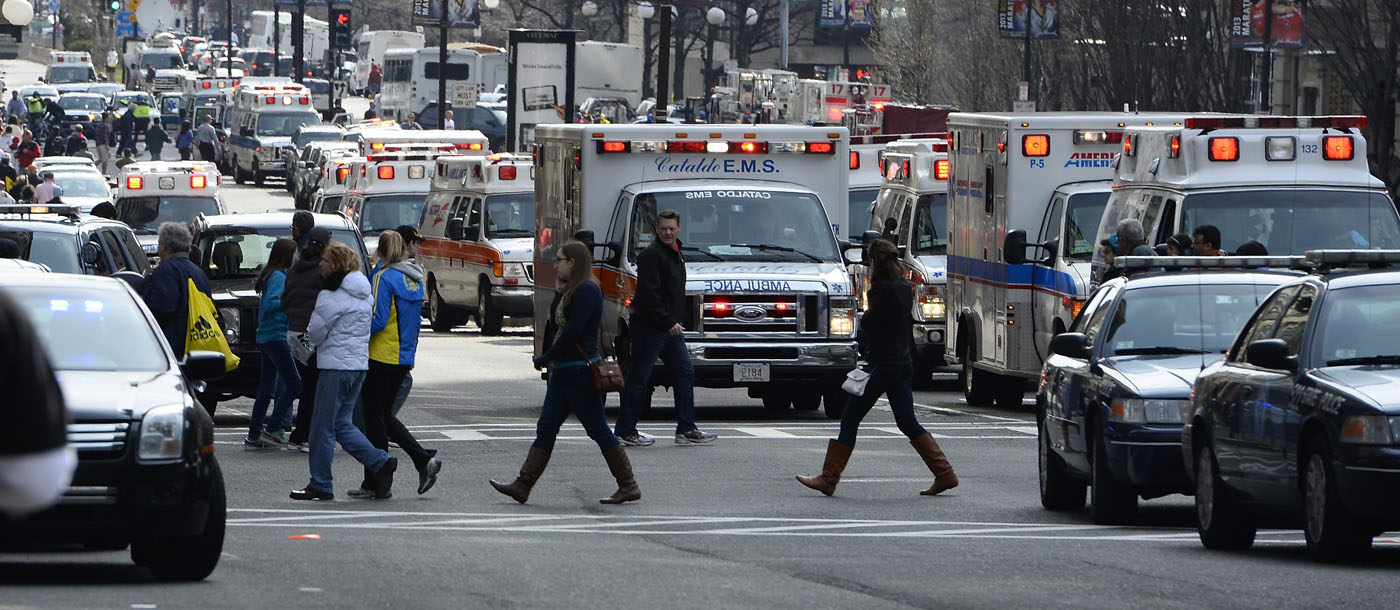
left=292, top=141, right=357, bottom=208
left=0, top=204, right=151, bottom=277
left=0, top=272, right=226, bottom=581
left=281, top=124, right=347, bottom=192
left=190, top=212, right=369, bottom=411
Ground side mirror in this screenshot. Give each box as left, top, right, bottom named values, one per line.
left=80, top=241, right=103, bottom=267
left=1048, top=332, right=1090, bottom=360
left=446, top=217, right=465, bottom=240
left=861, top=230, right=882, bottom=245
left=574, top=229, right=597, bottom=247
left=112, top=270, right=145, bottom=291
left=1041, top=237, right=1059, bottom=265
left=1246, top=339, right=1297, bottom=372
left=462, top=225, right=480, bottom=241
left=882, top=217, right=897, bottom=238
left=1004, top=229, right=1029, bottom=265
left=181, top=350, right=227, bottom=381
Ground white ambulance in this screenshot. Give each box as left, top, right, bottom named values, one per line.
left=349, top=127, right=489, bottom=156
left=225, top=81, right=323, bottom=186
left=533, top=124, right=858, bottom=416
left=944, top=112, right=1188, bottom=408
left=45, top=51, right=97, bottom=85
left=418, top=154, right=536, bottom=335
left=1091, top=115, right=1400, bottom=282
left=113, top=161, right=225, bottom=264
left=338, top=147, right=466, bottom=254
left=863, top=138, right=951, bottom=381
left=847, top=142, right=885, bottom=247
left=310, top=155, right=363, bottom=215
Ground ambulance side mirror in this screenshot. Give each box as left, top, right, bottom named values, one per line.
left=1004, top=229, right=1029, bottom=265
left=463, top=226, right=480, bottom=241
left=446, top=217, right=465, bottom=240
left=573, top=230, right=597, bottom=247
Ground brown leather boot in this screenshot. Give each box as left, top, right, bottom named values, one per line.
left=599, top=445, right=641, bottom=504
left=796, top=439, right=853, bottom=496
left=489, top=446, right=550, bottom=504
left=911, top=433, right=958, bottom=495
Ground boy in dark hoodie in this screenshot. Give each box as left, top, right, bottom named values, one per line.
left=281, top=226, right=331, bottom=450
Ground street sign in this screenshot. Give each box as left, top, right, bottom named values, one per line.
left=128, top=0, right=140, bottom=10
left=1013, top=100, right=1036, bottom=113
left=47, top=0, right=58, bottom=13
left=452, top=83, right=477, bottom=109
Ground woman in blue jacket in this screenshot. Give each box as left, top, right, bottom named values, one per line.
left=489, top=240, right=640, bottom=505
left=357, top=231, right=441, bottom=497
left=246, top=238, right=301, bottom=449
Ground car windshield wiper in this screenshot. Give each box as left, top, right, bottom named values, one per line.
left=679, top=245, right=724, bottom=261
left=727, top=243, right=823, bottom=263
left=1326, top=355, right=1400, bottom=367
left=1113, top=346, right=1209, bottom=356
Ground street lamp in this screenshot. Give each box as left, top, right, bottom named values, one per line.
left=581, top=1, right=598, bottom=17
left=706, top=6, right=724, bottom=25
left=637, top=1, right=654, bottom=19
left=704, top=6, right=724, bottom=97
left=638, top=2, right=655, bottom=103
left=2, top=0, right=34, bottom=27
left=482, top=0, right=499, bottom=8
left=745, top=7, right=757, bottom=26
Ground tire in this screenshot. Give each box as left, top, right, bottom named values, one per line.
left=913, top=359, right=935, bottom=390
left=252, top=161, right=264, bottom=186
left=995, top=377, right=1027, bottom=410
left=131, top=456, right=226, bottom=581
left=195, top=390, right=217, bottom=418
left=1039, top=416, right=1086, bottom=510
left=232, top=158, right=245, bottom=184
left=1303, top=440, right=1372, bottom=562
left=477, top=282, right=503, bottom=335
left=793, top=390, right=821, bottom=412
left=762, top=394, right=791, bottom=412
left=822, top=389, right=847, bottom=419
left=427, top=285, right=464, bottom=332
left=1194, top=441, right=1256, bottom=550
left=962, top=358, right=995, bottom=406
left=1089, top=431, right=1136, bottom=525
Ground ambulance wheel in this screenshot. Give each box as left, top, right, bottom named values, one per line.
left=962, top=359, right=995, bottom=407
left=995, top=377, right=1027, bottom=410
left=252, top=161, right=264, bottom=186
left=762, top=395, right=790, bottom=412
left=428, top=286, right=465, bottom=332
left=822, top=389, right=847, bottom=419
left=792, top=390, right=821, bottom=412
left=232, top=158, right=245, bottom=184
left=476, top=282, right=503, bottom=335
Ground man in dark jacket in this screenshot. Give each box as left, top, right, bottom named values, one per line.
left=139, top=221, right=211, bottom=356
left=613, top=209, right=715, bottom=446
left=281, top=226, right=330, bottom=450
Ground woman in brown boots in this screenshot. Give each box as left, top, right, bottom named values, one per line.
left=797, top=238, right=958, bottom=496
left=489, top=241, right=640, bottom=505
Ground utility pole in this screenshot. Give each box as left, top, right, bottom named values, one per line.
left=779, top=0, right=787, bottom=70
left=1021, top=0, right=1032, bottom=103
left=657, top=3, right=670, bottom=106
left=841, top=0, right=849, bottom=75
left=292, top=0, right=304, bottom=83
left=273, top=7, right=280, bottom=76
left=1259, top=0, right=1274, bottom=113
left=437, top=0, right=448, bottom=129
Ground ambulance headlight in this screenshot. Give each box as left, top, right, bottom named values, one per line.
left=919, top=296, right=945, bottom=321
left=829, top=297, right=856, bottom=337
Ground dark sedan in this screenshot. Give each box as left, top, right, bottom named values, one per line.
left=1038, top=258, right=1297, bottom=524
left=1185, top=250, right=1400, bottom=561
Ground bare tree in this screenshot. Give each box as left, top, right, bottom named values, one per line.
left=868, top=0, right=943, bottom=103
left=1308, top=0, right=1400, bottom=191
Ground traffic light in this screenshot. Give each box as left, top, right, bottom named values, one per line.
left=331, top=8, right=352, bottom=49
left=107, top=0, right=121, bottom=11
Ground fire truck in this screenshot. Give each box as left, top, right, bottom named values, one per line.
left=533, top=124, right=858, bottom=416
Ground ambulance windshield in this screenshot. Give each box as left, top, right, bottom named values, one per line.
left=116, top=196, right=222, bottom=235
left=1180, top=190, right=1400, bottom=254
left=1065, top=192, right=1109, bottom=261
left=256, top=113, right=321, bottom=137
left=848, top=188, right=879, bottom=244
left=911, top=194, right=947, bottom=255
left=484, top=194, right=533, bottom=238
left=631, top=190, right=839, bottom=263
left=48, top=66, right=93, bottom=84
left=359, top=194, right=427, bottom=234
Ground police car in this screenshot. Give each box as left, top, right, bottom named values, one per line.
left=114, top=162, right=225, bottom=264
left=1184, top=249, right=1400, bottom=561
left=0, top=203, right=150, bottom=276
left=225, top=82, right=323, bottom=185
left=1038, top=255, right=1300, bottom=524
left=418, top=153, right=535, bottom=334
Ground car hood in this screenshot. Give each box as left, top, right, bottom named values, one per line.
left=208, top=279, right=260, bottom=306
left=911, top=254, right=947, bottom=284
left=55, top=369, right=189, bottom=421
left=684, top=261, right=852, bottom=295
left=1316, top=367, right=1400, bottom=412
left=259, top=136, right=293, bottom=147
left=63, top=195, right=110, bottom=213
left=492, top=237, right=534, bottom=261
left=1101, top=354, right=1210, bottom=397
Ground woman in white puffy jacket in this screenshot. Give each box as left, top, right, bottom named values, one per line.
left=290, top=241, right=398, bottom=501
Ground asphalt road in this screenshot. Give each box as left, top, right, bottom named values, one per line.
left=3, top=60, right=1398, bottom=609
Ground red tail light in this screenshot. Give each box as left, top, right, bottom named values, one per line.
left=1022, top=134, right=1050, bottom=157
left=499, top=166, right=517, bottom=180
left=126, top=176, right=143, bottom=189
left=1322, top=136, right=1354, bottom=160
left=1208, top=137, right=1239, bottom=162
left=933, top=159, right=949, bottom=180
left=190, top=175, right=206, bottom=189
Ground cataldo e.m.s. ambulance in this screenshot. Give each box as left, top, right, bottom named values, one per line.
left=533, top=124, right=858, bottom=417
left=944, top=112, right=1189, bottom=409
left=418, top=154, right=536, bottom=335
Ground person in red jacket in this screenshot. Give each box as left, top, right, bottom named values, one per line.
left=14, top=131, right=40, bottom=169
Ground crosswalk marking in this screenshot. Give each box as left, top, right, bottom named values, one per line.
left=731, top=427, right=798, bottom=439
left=440, top=429, right=492, bottom=441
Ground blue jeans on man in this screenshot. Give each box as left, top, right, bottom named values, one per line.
left=614, top=322, right=697, bottom=437
left=309, top=369, right=389, bottom=493
left=247, top=340, right=301, bottom=440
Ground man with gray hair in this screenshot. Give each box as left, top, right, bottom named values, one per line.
left=1116, top=217, right=1157, bottom=257
left=139, top=221, right=211, bottom=356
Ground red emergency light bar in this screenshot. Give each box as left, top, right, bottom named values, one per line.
left=499, top=166, right=517, bottom=180
left=336, top=167, right=349, bottom=182
left=934, top=159, right=950, bottom=180
left=1123, top=134, right=1136, bottom=157
left=379, top=166, right=395, bottom=179
left=1323, top=136, right=1354, bottom=160
left=807, top=142, right=834, bottom=154
left=667, top=141, right=705, bottom=154
left=1185, top=116, right=1369, bottom=130
left=1209, top=137, right=1239, bottom=162
left=600, top=141, right=630, bottom=153
left=190, top=175, right=206, bottom=189
left=202, top=81, right=211, bottom=88
left=126, top=176, right=143, bottom=189
left=456, top=142, right=484, bottom=150
left=849, top=151, right=860, bottom=170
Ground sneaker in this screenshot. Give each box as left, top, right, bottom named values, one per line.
left=619, top=434, right=656, bottom=447
left=285, top=441, right=310, bottom=453
left=675, top=429, right=718, bottom=445
left=244, top=436, right=276, bottom=450
left=346, top=487, right=375, bottom=499
left=371, top=457, right=398, bottom=499
left=259, top=429, right=288, bottom=447
left=290, top=486, right=333, bottom=501
left=417, top=457, right=443, bottom=495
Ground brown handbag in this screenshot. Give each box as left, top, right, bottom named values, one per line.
left=578, top=346, right=625, bottom=393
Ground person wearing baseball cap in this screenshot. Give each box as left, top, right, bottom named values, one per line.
left=396, top=225, right=424, bottom=259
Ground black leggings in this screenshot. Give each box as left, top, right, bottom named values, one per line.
left=836, top=364, right=928, bottom=447
left=362, top=360, right=431, bottom=470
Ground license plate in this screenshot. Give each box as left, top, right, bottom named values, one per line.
left=733, top=362, right=770, bottom=383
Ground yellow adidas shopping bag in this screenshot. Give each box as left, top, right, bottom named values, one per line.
left=185, top=277, right=240, bottom=373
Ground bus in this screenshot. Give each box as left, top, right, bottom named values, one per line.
left=352, top=31, right=426, bottom=95
left=379, top=47, right=507, bottom=124
left=247, top=11, right=329, bottom=65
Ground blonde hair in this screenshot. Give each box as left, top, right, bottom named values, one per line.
left=322, top=241, right=361, bottom=273
left=376, top=230, right=405, bottom=265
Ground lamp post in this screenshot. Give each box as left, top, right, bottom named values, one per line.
left=704, top=5, right=723, bottom=96
left=638, top=1, right=654, bottom=101
left=657, top=3, right=671, bottom=108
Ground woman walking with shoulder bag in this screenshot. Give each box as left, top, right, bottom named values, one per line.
left=489, top=241, right=640, bottom=505
left=796, top=238, right=958, bottom=496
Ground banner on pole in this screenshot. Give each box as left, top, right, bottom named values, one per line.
left=1230, top=0, right=1303, bottom=49
left=998, top=0, right=1059, bottom=40
left=818, top=0, right=873, bottom=30
left=412, top=0, right=479, bottom=28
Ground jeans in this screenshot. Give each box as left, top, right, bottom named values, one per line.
left=309, top=369, right=389, bottom=493
left=615, top=322, right=696, bottom=437
left=288, top=355, right=320, bottom=444
left=247, top=340, right=302, bottom=441
left=362, top=361, right=431, bottom=471
left=179, top=147, right=191, bottom=160
left=535, top=365, right=620, bottom=452
left=836, top=364, right=928, bottom=447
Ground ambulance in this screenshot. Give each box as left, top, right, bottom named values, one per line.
left=863, top=138, right=951, bottom=381
left=1092, top=115, right=1400, bottom=282
left=225, top=81, right=323, bottom=186
left=944, top=112, right=1189, bottom=409
left=348, top=127, right=489, bottom=156
left=310, top=155, right=363, bottom=215
left=179, top=75, right=238, bottom=114
left=113, top=161, right=225, bottom=264
left=847, top=142, right=885, bottom=248
left=45, top=51, right=97, bottom=85
left=533, top=124, right=858, bottom=417
left=338, top=146, right=468, bottom=254
left=418, top=154, right=536, bottom=334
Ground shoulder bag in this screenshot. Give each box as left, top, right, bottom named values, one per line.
left=578, top=345, right=625, bottom=394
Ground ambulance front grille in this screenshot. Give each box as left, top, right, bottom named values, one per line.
left=700, top=294, right=803, bottom=334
